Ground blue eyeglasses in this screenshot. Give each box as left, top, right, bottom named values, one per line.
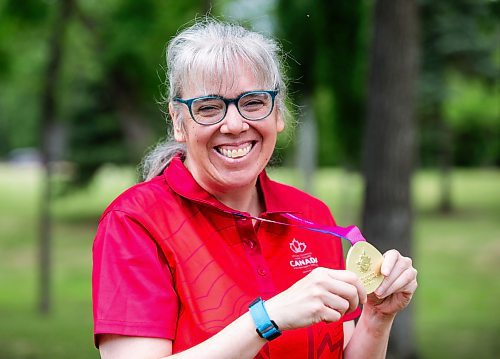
left=174, top=90, right=278, bottom=126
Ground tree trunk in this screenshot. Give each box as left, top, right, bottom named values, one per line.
left=39, top=0, right=74, bottom=314
left=362, top=0, right=419, bottom=358
left=438, top=118, right=453, bottom=213
left=296, top=97, right=317, bottom=194
left=113, top=84, right=154, bottom=161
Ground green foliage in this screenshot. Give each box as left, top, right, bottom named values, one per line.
left=276, top=0, right=370, bottom=167
left=0, top=0, right=498, bottom=182
left=443, top=72, right=500, bottom=166
left=61, top=0, right=205, bottom=185
left=419, top=0, right=499, bottom=167
left=445, top=72, right=499, bottom=128
left=0, top=0, right=208, bottom=180
left=4, top=0, right=48, bottom=24
left=68, top=85, right=130, bottom=185
left=0, top=0, right=53, bottom=155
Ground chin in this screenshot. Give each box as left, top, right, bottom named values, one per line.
left=215, top=169, right=260, bottom=190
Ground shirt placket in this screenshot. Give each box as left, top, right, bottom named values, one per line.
left=235, top=216, right=276, bottom=299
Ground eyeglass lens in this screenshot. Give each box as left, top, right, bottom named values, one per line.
left=191, top=92, right=273, bottom=124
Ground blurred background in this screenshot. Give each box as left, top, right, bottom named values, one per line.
left=0, top=0, right=498, bottom=358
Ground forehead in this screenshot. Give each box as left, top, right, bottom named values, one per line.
left=182, top=60, right=270, bottom=98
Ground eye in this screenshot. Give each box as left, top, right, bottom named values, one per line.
left=193, top=99, right=224, bottom=117
left=198, top=105, right=220, bottom=112
left=243, top=99, right=265, bottom=107
left=240, top=94, right=269, bottom=111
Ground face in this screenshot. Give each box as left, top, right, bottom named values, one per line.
left=170, top=63, right=285, bottom=195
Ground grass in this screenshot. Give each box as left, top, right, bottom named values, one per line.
left=0, top=164, right=137, bottom=359
left=0, top=164, right=499, bottom=358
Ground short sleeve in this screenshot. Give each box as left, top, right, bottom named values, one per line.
left=92, top=210, right=178, bottom=345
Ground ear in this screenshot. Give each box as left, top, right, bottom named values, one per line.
left=276, top=114, right=285, bottom=133
left=169, top=102, right=186, bottom=142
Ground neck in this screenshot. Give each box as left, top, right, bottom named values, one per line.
left=214, top=184, right=263, bottom=217
left=182, top=157, right=265, bottom=216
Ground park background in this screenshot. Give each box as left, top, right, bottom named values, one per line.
left=0, top=0, right=498, bottom=358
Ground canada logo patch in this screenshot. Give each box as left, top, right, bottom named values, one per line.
left=289, top=238, right=319, bottom=272
left=289, top=239, right=307, bottom=253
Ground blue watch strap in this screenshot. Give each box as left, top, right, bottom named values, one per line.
left=249, top=297, right=282, bottom=341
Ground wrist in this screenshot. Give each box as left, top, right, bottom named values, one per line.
left=359, top=306, right=396, bottom=338
left=249, top=297, right=282, bottom=341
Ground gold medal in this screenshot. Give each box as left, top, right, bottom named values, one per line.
left=346, top=241, right=384, bottom=294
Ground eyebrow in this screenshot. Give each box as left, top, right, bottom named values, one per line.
left=199, top=90, right=266, bottom=100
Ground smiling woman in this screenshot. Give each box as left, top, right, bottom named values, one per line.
left=92, top=19, right=417, bottom=359
left=141, top=21, right=289, bottom=183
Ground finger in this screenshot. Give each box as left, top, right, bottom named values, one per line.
left=383, top=279, right=419, bottom=308
left=401, top=278, right=419, bottom=295
left=375, top=267, right=418, bottom=298
left=376, top=255, right=413, bottom=297
left=380, top=249, right=400, bottom=276
left=324, top=279, right=361, bottom=314
left=306, top=268, right=360, bottom=309
left=319, top=305, right=343, bottom=323
left=326, top=270, right=367, bottom=305
left=323, top=294, right=350, bottom=317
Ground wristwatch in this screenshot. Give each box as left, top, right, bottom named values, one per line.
left=248, top=297, right=282, bottom=341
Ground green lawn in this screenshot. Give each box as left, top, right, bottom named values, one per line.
left=0, top=164, right=498, bottom=358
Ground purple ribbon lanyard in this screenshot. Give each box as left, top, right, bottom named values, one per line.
left=233, top=212, right=366, bottom=246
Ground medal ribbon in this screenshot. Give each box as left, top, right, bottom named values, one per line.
left=231, top=212, right=366, bottom=245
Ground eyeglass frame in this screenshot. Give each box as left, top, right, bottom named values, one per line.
left=173, top=90, right=279, bottom=126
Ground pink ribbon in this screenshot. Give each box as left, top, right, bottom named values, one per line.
left=231, top=212, right=366, bottom=245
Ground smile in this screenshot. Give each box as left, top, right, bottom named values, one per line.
left=215, top=142, right=254, bottom=159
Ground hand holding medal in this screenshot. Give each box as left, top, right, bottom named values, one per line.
left=335, top=223, right=417, bottom=316
left=279, top=214, right=417, bottom=302
left=232, top=212, right=416, bottom=313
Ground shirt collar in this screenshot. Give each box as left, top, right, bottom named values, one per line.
left=164, top=155, right=300, bottom=216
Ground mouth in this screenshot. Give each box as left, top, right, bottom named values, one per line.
left=215, top=141, right=255, bottom=159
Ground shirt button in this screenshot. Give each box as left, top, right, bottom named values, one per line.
left=257, top=267, right=267, bottom=276
left=245, top=239, right=256, bottom=249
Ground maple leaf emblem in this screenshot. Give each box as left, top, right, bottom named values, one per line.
left=290, top=239, right=307, bottom=253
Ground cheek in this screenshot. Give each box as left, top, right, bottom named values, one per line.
left=186, top=126, right=211, bottom=148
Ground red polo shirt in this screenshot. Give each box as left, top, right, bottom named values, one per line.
left=93, top=156, right=360, bottom=358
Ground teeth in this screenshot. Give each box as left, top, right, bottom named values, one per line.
left=219, top=144, right=252, bottom=159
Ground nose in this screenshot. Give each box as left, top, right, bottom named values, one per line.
left=220, top=103, right=249, bottom=135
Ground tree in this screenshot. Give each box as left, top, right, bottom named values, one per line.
left=419, top=0, right=500, bottom=212
left=276, top=0, right=369, bottom=168
left=65, top=0, right=205, bottom=185
left=1, top=0, right=213, bottom=314
left=39, top=0, right=76, bottom=314
left=0, top=0, right=50, bottom=157
left=361, top=0, right=419, bottom=358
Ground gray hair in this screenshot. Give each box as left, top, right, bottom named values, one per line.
left=141, top=19, right=290, bottom=181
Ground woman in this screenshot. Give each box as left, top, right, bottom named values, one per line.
left=93, top=20, right=418, bottom=358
